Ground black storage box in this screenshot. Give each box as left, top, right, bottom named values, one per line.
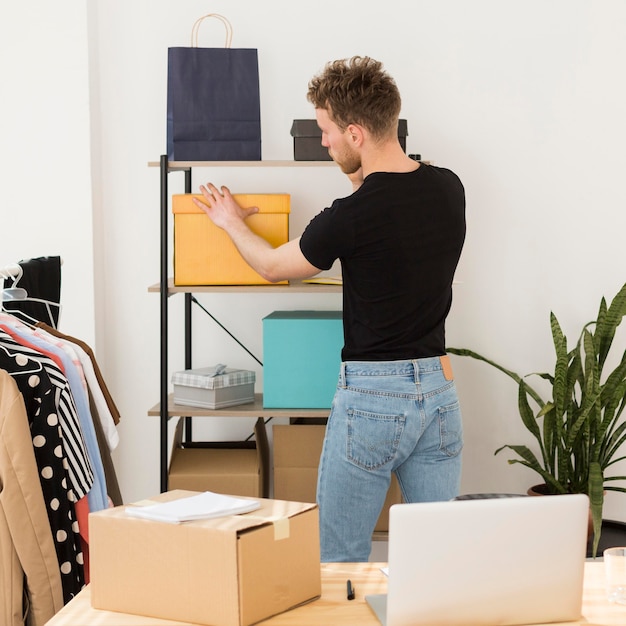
left=290, top=120, right=330, bottom=161
left=290, top=119, right=408, bottom=161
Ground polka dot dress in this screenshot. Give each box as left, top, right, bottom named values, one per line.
left=0, top=329, right=94, bottom=498
left=0, top=347, right=85, bottom=601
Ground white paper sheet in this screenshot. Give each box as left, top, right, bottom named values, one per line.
left=125, top=491, right=260, bottom=523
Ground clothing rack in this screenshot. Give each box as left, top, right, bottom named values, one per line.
left=0, top=301, right=123, bottom=624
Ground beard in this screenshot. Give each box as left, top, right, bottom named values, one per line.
left=330, top=143, right=361, bottom=175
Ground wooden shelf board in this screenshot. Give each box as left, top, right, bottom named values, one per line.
left=148, top=160, right=336, bottom=169
left=149, top=393, right=331, bottom=418
left=148, top=278, right=342, bottom=294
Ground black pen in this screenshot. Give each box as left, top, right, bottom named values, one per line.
left=347, top=579, right=355, bottom=600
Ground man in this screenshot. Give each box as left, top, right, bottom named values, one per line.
left=194, top=56, right=466, bottom=562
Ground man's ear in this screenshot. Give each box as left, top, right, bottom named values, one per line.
left=346, top=123, right=365, bottom=147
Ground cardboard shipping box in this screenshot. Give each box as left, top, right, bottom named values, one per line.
left=173, top=193, right=290, bottom=285
left=168, top=417, right=270, bottom=497
left=90, top=490, right=321, bottom=626
left=273, top=424, right=402, bottom=532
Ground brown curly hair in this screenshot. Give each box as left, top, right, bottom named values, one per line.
left=307, top=56, right=401, bottom=140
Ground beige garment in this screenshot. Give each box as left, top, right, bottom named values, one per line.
left=88, top=390, right=123, bottom=506
left=0, top=370, right=64, bottom=626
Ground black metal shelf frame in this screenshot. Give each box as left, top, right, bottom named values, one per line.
left=155, top=156, right=339, bottom=492
left=159, top=155, right=193, bottom=491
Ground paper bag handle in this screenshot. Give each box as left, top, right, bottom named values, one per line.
left=191, top=13, right=233, bottom=48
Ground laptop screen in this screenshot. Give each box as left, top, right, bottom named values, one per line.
left=367, top=494, right=588, bottom=626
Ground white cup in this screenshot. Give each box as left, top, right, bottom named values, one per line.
left=604, top=547, right=626, bottom=605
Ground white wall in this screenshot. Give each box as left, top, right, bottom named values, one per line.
left=0, top=2, right=94, bottom=343
left=4, top=1, right=625, bottom=520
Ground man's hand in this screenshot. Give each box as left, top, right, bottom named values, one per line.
left=193, top=183, right=259, bottom=231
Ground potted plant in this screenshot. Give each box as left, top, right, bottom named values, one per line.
left=448, top=283, right=626, bottom=556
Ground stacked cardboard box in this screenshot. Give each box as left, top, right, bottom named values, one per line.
left=168, top=417, right=269, bottom=498
left=273, top=424, right=402, bottom=532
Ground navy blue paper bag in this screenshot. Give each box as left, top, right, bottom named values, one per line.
left=167, top=14, right=261, bottom=161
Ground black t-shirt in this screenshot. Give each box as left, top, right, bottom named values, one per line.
left=299, top=164, right=466, bottom=361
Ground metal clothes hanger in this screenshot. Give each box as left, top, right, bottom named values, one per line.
left=0, top=264, right=28, bottom=300
left=0, top=262, right=63, bottom=329
left=0, top=341, right=44, bottom=376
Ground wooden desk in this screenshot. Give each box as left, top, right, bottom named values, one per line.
left=45, top=561, right=626, bottom=625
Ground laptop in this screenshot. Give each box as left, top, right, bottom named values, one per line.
left=366, top=494, right=589, bottom=626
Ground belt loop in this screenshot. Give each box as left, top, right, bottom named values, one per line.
left=340, top=361, right=346, bottom=388
left=411, top=359, right=420, bottom=383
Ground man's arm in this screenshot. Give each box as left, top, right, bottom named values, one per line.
left=193, top=183, right=321, bottom=283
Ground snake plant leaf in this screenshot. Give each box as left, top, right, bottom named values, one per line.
left=604, top=481, right=626, bottom=496
left=600, top=357, right=626, bottom=426
left=592, top=354, right=626, bottom=467
left=551, top=312, right=568, bottom=422
left=518, top=381, right=541, bottom=440
left=595, top=297, right=609, bottom=366
left=495, top=444, right=565, bottom=493
left=601, top=373, right=626, bottom=419
left=541, top=404, right=556, bottom=472
left=494, top=444, right=541, bottom=468
left=604, top=424, right=626, bottom=467
left=535, top=372, right=555, bottom=384
left=565, top=389, right=601, bottom=451
left=588, top=461, right=604, bottom=558
left=602, top=355, right=626, bottom=397
left=446, top=348, right=544, bottom=407
left=604, top=475, right=626, bottom=483
left=597, top=283, right=626, bottom=369
left=537, top=401, right=554, bottom=418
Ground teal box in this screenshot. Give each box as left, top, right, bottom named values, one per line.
left=263, top=310, right=343, bottom=408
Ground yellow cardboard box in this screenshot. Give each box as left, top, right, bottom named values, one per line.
left=172, top=193, right=290, bottom=285
left=273, top=424, right=402, bottom=532
left=90, top=490, right=321, bottom=626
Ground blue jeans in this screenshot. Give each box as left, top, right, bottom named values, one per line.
left=317, top=357, right=463, bottom=562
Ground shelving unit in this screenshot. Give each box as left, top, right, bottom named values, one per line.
left=149, top=156, right=341, bottom=492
